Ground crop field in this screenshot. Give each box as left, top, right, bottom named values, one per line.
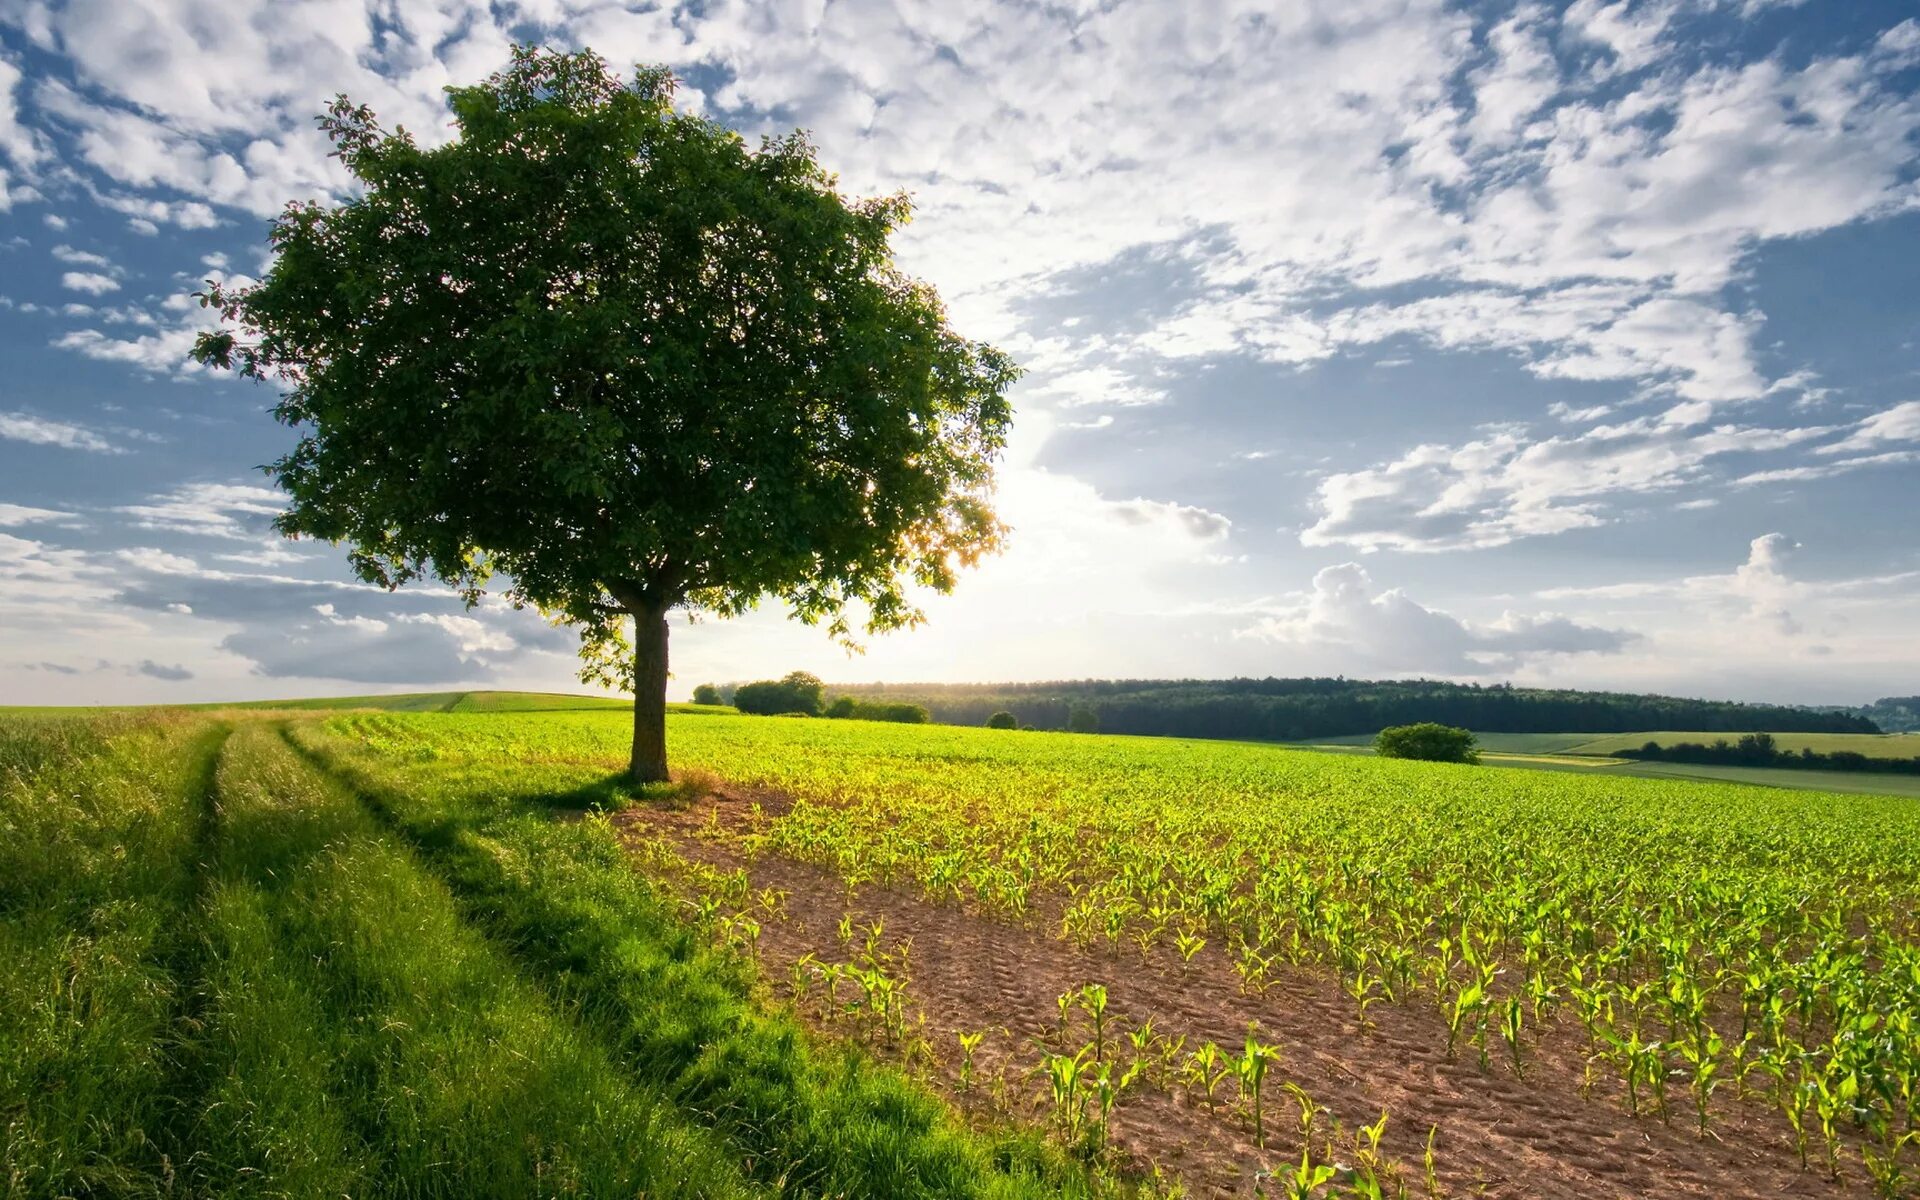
left=10, top=706, right=1920, bottom=1199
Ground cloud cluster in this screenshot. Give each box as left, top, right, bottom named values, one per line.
left=1241, top=561, right=1632, bottom=674
left=0, top=409, right=120, bottom=452
left=1301, top=409, right=1840, bottom=552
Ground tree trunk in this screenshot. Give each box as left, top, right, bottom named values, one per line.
left=629, top=601, right=670, bottom=785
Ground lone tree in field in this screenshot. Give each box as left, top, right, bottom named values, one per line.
left=1374, top=723, right=1479, bottom=764
left=193, top=48, right=1017, bottom=782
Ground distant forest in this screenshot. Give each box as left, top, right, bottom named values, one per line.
left=825, top=678, right=1883, bottom=740
left=1812, top=697, right=1920, bottom=734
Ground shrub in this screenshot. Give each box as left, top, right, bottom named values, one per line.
left=824, top=696, right=857, bottom=719
left=986, top=711, right=1018, bottom=730
left=691, top=684, right=722, bottom=706
left=1375, top=723, right=1479, bottom=764
left=732, top=672, right=825, bottom=717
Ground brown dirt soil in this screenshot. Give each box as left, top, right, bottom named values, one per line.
left=612, top=785, right=1867, bottom=1200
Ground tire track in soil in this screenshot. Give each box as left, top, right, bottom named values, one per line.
left=615, top=785, right=1867, bottom=1200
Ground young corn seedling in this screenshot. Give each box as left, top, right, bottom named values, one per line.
left=1424, top=1125, right=1441, bottom=1200
left=1041, top=1048, right=1092, bottom=1145
left=1235, top=942, right=1276, bottom=995
left=1235, top=1028, right=1283, bottom=1149
left=1348, top=1110, right=1394, bottom=1200
left=1182, top=1042, right=1230, bottom=1115
left=1282, top=1145, right=1338, bottom=1200
left=1344, top=968, right=1383, bottom=1032
left=956, top=1030, right=986, bottom=1092
left=1281, top=1082, right=1327, bottom=1177
left=1501, top=996, right=1526, bottom=1077
left=1126, top=1017, right=1160, bottom=1085
left=1445, top=981, right=1483, bottom=1061
left=789, top=951, right=818, bottom=1001
left=1676, top=1028, right=1723, bottom=1136
left=1080, top=984, right=1111, bottom=1063
left=1175, top=929, right=1207, bottom=972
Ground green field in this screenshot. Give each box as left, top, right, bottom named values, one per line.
left=1287, top=729, right=1920, bottom=798
left=9, top=704, right=1920, bottom=1196
left=1561, top=730, right=1920, bottom=758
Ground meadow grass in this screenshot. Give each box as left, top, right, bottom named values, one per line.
left=0, top=711, right=223, bottom=1196
left=186, top=724, right=756, bottom=1198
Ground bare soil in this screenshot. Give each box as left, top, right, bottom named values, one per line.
left=612, top=785, right=1864, bottom=1199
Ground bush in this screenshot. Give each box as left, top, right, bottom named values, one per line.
left=691, top=684, right=722, bottom=706
left=986, top=711, right=1018, bottom=730
left=732, top=672, right=824, bottom=717
left=1375, top=723, right=1479, bottom=764
left=824, top=696, right=857, bottom=719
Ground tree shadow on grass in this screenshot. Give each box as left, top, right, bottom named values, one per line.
left=524, top=770, right=716, bottom=815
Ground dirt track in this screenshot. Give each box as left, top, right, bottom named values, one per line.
left=615, top=787, right=1862, bottom=1199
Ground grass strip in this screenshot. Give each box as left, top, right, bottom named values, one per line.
left=183, top=724, right=759, bottom=1199
left=1, top=712, right=224, bottom=1197
left=291, top=720, right=1089, bottom=1200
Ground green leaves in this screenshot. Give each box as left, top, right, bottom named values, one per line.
left=193, top=45, right=1016, bottom=739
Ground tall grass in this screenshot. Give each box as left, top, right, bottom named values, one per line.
left=186, top=724, right=757, bottom=1198
left=0, top=712, right=221, bottom=1196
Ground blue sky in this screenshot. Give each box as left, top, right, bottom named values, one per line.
left=2, top=0, right=1918, bottom=706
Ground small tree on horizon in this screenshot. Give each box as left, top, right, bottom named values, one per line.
left=191, top=48, right=1016, bottom=783
left=986, top=710, right=1017, bottom=730
left=691, top=684, right=722, bottom=707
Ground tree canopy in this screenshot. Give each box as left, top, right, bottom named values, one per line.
left=192, top=47, right=1017, bottom=780
left=1374, top=723, right=1480, bottom=764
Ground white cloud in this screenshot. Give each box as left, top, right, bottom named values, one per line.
left=0, top=51, right=44, bottom=173
left=0, top=410, right=119, bottom=452
left=114, top=482, right=285, bottom=539
left=1466, top=5, right=1560, bottom=148
left=1819, top=400, right=1920, bottom=455
left=1240, top=561, right=1631, bottom=674
left=1735, top=449, right=1920, bottom=486
left=59, top=270, right=119, bottom=294
left=50, top=243, right=110, bottom=267
left=0, top=503, right=80, bottom=526
left=1301, top=413, right=1833, bottom=552
left=1108, top=497, right=1232, bottom=541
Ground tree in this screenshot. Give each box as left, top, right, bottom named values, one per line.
left=1374, top=723, right=1479, bottom=764
left=691, top=684, right=722, bottom=706
left=986, top=710, right=1018, bottom=730
left=734, top=671, right=825, bottom=717
left=825, top=696, right=857, bottom=719
left=191, top=48, right=1017, bottom=783
left=1067, top=702, right=1100, bottom=734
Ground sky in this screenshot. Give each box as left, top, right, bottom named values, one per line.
left=2, top=0, right=1918, bottom=707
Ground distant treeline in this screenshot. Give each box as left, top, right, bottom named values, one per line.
left=1810, top=696, right=1920, bottom=735
left=1623, top=733, right=1920, bottom=777
left=825, top=678, right=1881, bottom=741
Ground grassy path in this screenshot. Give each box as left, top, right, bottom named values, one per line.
left=184, top=723, right=759, bottom=1197
left=288, top=721, right=1091, bottom=1200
